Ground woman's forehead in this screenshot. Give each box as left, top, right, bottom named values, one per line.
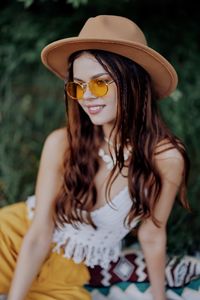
left=73, top=53, right=108, bottom=80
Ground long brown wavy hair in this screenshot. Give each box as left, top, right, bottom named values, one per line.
left=54, top=49, right=190, bottom=228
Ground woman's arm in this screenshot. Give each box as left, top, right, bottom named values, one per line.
left=138, top=146, right=185, bottom=300
left=7, top=127, right=67, bottom=300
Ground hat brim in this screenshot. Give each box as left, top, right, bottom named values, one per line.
left=41, top=37, right=178, bottom=100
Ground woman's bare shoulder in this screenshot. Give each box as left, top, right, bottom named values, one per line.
left=154, top=138, right=184, bottom=160
left=45, top=127, right=68, bottom=150
left=154, top=139, right=185, bottom=186
left=34, top=127, right=68, bottom=217
left=40, top=127, right=68, bottom=172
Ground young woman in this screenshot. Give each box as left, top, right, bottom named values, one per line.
left=0, top=15, right=189, bottom=300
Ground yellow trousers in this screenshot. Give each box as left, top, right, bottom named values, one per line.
left=0, top=202, right=91, bottom=300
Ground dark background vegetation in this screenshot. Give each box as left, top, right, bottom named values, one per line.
left=0, top=0, right=199, bottom=254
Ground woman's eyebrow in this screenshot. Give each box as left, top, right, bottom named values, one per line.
left=74, top=72, right=109, bottom=81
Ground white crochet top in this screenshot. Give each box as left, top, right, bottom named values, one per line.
left=26, top=187, right=140, bottom=269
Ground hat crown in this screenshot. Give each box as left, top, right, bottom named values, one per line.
left=79, top=15, right=147, bottom=45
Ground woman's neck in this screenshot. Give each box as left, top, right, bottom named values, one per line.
left=102, top=124, right=117, bottom=146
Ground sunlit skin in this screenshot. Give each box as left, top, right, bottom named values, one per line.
left=73, top=53, right=118, bottom=139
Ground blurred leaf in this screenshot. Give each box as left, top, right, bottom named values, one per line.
left=17, top=0, right=34, bottom=8
left=67, top=0, right=88, bottom=8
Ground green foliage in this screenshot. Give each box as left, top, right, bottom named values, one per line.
left=17, top=0, right=34, bottom=8
left=0, top=1, right=199, bottom=254
left=17, top=0, right=89, bottom=9
left=67, top=0, right=88, bottom=8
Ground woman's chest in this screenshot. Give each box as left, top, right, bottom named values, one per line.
left=92, top=164, right=129, bottom=211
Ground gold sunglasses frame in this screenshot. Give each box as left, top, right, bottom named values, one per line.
left=65, top=79, right=114, bottom=100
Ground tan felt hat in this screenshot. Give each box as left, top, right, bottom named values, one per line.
left=41, top=15, right=178, bottom=99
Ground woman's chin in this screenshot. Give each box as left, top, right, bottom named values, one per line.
left=88, top=116, right=115, bottom=126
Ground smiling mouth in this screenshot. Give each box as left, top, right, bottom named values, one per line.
left=86, top=105, right=106, bottom=114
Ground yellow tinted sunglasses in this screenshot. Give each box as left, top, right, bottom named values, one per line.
left=65, top=79, right=114, bottom=100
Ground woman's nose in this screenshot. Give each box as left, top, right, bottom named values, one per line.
left=82, top=84, right=95, bottom=100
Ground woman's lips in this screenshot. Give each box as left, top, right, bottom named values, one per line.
left=86, top=105, right=106, bottom=115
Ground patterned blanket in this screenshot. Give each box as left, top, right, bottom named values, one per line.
left=86, top=248, right=200, bottom=300
left=87, top=279, right=200, bottom=299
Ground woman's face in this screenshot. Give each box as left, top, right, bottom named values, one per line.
left=72, top=53, right=118, bottom=126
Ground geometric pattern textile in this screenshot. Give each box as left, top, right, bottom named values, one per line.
left=87, top=279, right=200, bottom=300
left=88, top=249, right=200, bottom=288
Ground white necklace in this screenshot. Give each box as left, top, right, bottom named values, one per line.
left=98, top=137, right=132, bottom=170
left=98, top=148, right=116, bottom=170
left=104, top=136, right=117, bottom=148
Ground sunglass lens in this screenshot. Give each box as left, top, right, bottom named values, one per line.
left=89, top=80, right=108, bottom=97
left=66, top=82, right=83, bottom=100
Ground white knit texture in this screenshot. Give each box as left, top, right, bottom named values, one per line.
left=26, top=187, right=140, bottom=269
